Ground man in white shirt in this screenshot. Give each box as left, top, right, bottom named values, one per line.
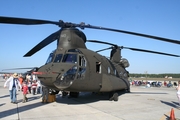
left=4, top=73, right=22, bottom=104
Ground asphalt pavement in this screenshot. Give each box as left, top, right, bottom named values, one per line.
left=0, top=77, right=180, bottom=120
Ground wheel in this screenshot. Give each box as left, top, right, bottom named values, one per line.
left=126, top=88, right=130, bottom=93
left=113, top=93, right=119, bottom=101
left=50, top=90, right=59, bottom=95
left=109, top=92, right=114, bottom=101
left=62, top=91, right=68, bottom=96
left=109, top=92, right=119, bottom=101
left=53, top=90, right=59, bottom=94
left=69, top=92, right=79, bottom=98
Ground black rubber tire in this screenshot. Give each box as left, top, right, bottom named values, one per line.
left=109, top=92, right=119, bottom=101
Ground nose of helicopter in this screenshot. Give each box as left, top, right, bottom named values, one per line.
left=32, top=65, right=56, bottom=88
left=53, top=64, right=77, bottom=90
left=33, top=63, right=77, bottom=90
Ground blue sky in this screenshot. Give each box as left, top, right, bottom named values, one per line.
left=0, top=0, right=180, bottom=74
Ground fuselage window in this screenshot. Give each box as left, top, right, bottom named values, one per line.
left=96, top=62, right=101, bottom=74
left=77, top=67, right=86, bottom=79
left=79, top=56, right=86, bottom=67
left=108, top=67, right=110, bottom=74
left=119, top=72, right=123, bottom=77
left=114, top=69, right=117, bottom=75
left=54, top=54, right=63, bottom=63
left=62, top=54, right=77, bottom=63
left=77, top=55, right=86, bottom=80
left=45, top=52, right=54, bottom=64
left=62, top=66, right=78, bottom=81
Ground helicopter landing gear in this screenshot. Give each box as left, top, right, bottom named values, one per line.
left=62, top=91, right=69, bottom=97
left=69, top=92, right=79, bottom=98
left=109, top=91, right=119, bottom=101
left=126, top=88, right=130, bottom=93
left=49, top=89, right=59, bottom=95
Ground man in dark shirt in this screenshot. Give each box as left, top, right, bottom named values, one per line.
left=42, top=86, right=49, bottom=103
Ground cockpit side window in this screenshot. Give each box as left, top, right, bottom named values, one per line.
left=62, top=54, right=77, bottom=63
left=54, top=54, right=63, bottom=63
left=45, top=53, right=54, bottom=64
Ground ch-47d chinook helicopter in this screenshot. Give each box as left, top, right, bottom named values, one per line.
left=1, top=16, right=180, bottom=101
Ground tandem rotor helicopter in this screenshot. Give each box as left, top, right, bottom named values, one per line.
left=1, top=16, right=180, bottom=101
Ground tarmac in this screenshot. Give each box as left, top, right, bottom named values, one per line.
left=0, top=77, right=180, bottom=120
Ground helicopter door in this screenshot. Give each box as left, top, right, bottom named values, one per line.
left=77, top=55, right=86, bottom=80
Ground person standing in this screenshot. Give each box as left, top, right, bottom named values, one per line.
left=31, top=81, right=37, bottom=95
left=176, top=80, right=180, bottom=106
left=36, top=79, right=42, bottom=94
left=4, top=73, right=22, bottom=104
left=27, top=80, right=32, bottom=94
left=18, top=74, right=24, bottom=86
left=42, top=86, right=49, bottom=103
left=22, top=82, right=28, bottom=103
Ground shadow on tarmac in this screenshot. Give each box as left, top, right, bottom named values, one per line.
left=0, top=96, right=44, bottom=119
left=56, top=91, right=127, bottom=104
left=0, top=103, right=6, bottom=106
left=172, top=101, right=180, bottom=106
left=16, top=96, right=41, bottom=103
left=56, top=92, right=111, bottom=104
left=130, top=92, right=168, bottom=94
left=0, top=93, right=115, bottom=119
left=0, top=94, right=10, bottom=99
left=160, top=100, right=179, bottom=108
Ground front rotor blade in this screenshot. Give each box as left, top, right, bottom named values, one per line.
left=87, top=40, right=115, bottom=46
left=96, top=47, right=112, bottom=52
left=1, top=16, right=180, bottom=45
left=24, top=30, right=60, bottom=57
left=122, top=46, right=180, bottom=57
left=0, top=16, right=59, bottom=25
left=85, top=25, right=180, bottom=45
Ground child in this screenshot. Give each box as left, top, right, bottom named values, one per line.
left=22, top=82, right=28, bottom=103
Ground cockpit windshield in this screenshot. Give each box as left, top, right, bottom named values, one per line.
left=62, top=54, right=77, bottom=64
left=54, top=54, right=63, bottom=63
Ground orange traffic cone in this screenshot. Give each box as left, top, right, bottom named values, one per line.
left=170, top=108, right=175, bottom=120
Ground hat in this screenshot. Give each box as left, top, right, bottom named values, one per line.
left=13, top=73, right=18, bottom=77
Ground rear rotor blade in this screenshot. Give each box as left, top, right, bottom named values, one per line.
left=24, top=30, right=60, bottom=57
left=122, top=46, right=180, bottom=57
left=87, top=40, right=180, bottom=57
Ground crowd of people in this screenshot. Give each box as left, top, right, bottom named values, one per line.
left=130, top=80, right=178, bottom=88
left=3, top=73, right=43, bottom=104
